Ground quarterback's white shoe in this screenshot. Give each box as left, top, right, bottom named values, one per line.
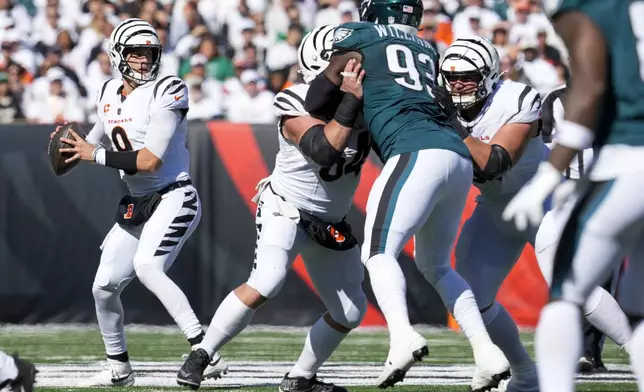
left=181, top=351, right=229, bottom=380
left=470, top=344, right=511, bottom=392
left=376, top=330, right=429, bottom=388
left=77, top=359, right=134, bottom=387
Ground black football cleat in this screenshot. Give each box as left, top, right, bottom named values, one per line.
left=279, top=373, right=348, bottom=392
left=176, top=348, right=210, bottom=390
left=0, top=354, right=37, bottom=392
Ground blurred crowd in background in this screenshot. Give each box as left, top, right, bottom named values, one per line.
left=0, top=0, right=570, bottom=125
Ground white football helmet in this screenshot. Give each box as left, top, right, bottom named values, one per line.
left=109, top=18, right=162, bottom=85
left=297, top=24, right=336, bottom=84
left=439, top=36, right=501, bottom=109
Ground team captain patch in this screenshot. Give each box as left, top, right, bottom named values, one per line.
left=334, top=28, right=353, bottom=43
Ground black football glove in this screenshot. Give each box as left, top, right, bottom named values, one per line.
left=431, top=85, right=470, bottom=140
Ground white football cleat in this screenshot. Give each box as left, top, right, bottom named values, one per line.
left=181, top=351, right=229, bottom=380
left=376, top=330, right=429, bottom=389
left=77, top=359, right=134, bottom=387
left=470, top=344, right=511, bottom=392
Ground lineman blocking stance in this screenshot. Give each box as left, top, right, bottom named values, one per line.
left=306, top=2, right=510, bottom=390
left=57, top=18, right=227, bottom=386
left=437, top=36, right=546, bottom=392
left=177, top=25, right=370, bottom=392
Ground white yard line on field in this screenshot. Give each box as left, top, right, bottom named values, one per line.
left=34, top=361, right=634, bottom=387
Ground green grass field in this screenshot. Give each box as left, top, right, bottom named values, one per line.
left=0, top=325, right=635, bottom=392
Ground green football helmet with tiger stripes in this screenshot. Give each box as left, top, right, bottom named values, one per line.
left=359, top=0, right=424, bottom=29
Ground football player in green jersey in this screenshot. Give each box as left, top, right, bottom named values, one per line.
left=304, top=1, right=511, bottom=390
left=503, top=1, right=644, bottom=391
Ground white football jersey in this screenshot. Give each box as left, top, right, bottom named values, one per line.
left=89, top=76, right=191, bottom=196
left=541, top=84, right=595, bottom=180
left=270, top=83, right=371, bottom=223
left=459, top=80, right=549, bottom=200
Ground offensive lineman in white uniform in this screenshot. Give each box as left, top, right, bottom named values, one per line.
left=437, top=36, right=545, bottom=392
left=176, top=25, right=369, bottom=392
left=56, top=18, right=227, bottom=386
left=439, top=37, right=632, bottom=392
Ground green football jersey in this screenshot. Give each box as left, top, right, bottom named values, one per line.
left=332, top=21, right=470, bottom=162
left=547, top=0, right=644, bottom=146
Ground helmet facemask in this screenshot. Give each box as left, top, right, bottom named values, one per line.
left=113, top=44, right=162, bottom=85
left=440, top=67, right=489, bottom=110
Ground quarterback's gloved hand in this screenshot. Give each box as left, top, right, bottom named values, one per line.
left=502, top=161, right=563, bottom=231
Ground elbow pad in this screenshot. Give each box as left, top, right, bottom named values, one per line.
left=479, top=144, right=513, bottom=181
left=299, top=124, right=343, bottom=167
left=305, top=74, right=343, bottom=115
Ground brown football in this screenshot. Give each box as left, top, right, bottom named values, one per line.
left=48, top=122, right=87, bottom=176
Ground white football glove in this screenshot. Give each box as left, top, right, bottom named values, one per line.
left=502, top=161, right=563, bottom=231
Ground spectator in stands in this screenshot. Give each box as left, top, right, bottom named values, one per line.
left=536, top=28, right=562, bottom=66
left=0, top=72, right=23, bottom=123
left=28, top=67, right=84, bottom=124
left=0, top=0, right=570, bottom=124
left=265, top=22, right=302, bottom=72
left=226, top=69, right=275, bottom=124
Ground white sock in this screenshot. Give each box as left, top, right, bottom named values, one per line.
left=435, top=270, right=492, bottom=349
left=483, top=302, right=535, bottom=372
left=628, top=321, right=644, bottom=391
left=93, top=286, right=128, bottom=355
left=0, top=351, right=18, bottom=385
left=199, top=291, right=254, bottom=357
left=288, top=316, right=347, bottom=379
left=135, top=265, right=203, bottom=340
left=365, top=254, right=412, bottom=336
left=536, top=302, right=581, bottom=392
left=584, top=286, right=631, bottom=347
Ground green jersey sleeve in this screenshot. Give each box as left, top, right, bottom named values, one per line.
left=332, top=22, right=371, bottom=53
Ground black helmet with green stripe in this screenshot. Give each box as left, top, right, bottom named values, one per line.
left=359, top=0, right=424, bottom=29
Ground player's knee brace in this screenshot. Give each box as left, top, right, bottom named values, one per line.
left=329, top=292, right=368, bottom=330
left=479, top=301, right=501, bottom=325
left=246, top=243, right=292, bottom=299
left=92, top=284, right=120, bottom=308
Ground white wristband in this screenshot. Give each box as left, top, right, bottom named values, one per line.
left=555, top=120, right=594, bottom=150
left=93, top=148, right=106, bottom=166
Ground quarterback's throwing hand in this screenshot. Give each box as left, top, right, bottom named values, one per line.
left=340, top=59, right=365, bottom=100
left=59, top=129, right=95, bottom=163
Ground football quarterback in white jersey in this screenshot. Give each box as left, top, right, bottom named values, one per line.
left=55, top=18, right=227, bottom=386
left=176, top=25, right=369, bottom=392
left=437, top=36, right=547, bottom=392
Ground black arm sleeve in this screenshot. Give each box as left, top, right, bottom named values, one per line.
left=299, top=124, right=343, bottom=167
left=305, top=73, right=343, bottom=114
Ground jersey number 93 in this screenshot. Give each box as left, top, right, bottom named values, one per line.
left=386, top=44, right=436, bottom=96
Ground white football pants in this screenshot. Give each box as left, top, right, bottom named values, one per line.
left=246, top=185, right=367, bottom=329
left=92, top=184, right=203, bottom=356
left=362, top=149, right=472, bottom=276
